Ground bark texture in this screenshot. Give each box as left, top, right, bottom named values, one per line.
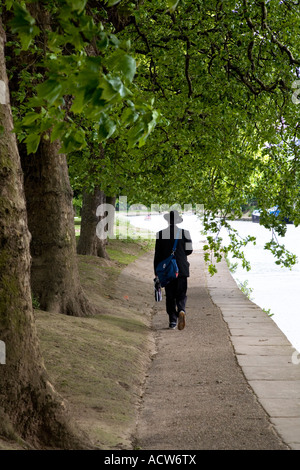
left=77, top=188, right=110, bottom=258
left=0, top=19, right=87, bottom=448
left=20, top=137, right=96, bottom=316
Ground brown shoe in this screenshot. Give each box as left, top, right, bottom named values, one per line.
left=178, top=311, right=186, bottom=330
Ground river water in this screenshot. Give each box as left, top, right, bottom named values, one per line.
left=125, top=213, right=300, bottom=353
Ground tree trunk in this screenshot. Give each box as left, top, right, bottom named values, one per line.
left=106, top=195, right=117, bottom=239
left=77, top=188, right=110, bottom=259
left=0, top=19, right=86, bottom=448
left=20, top=137, right=96, bottom=316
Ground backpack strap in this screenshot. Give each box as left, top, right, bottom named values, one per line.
left=172, top=228, right=181, bottom=254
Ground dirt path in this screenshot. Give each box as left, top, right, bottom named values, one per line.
left=125, top=250, right=289, bottom=450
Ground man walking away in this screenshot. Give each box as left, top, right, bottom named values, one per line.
left=154, top=210, right=193, bottom=330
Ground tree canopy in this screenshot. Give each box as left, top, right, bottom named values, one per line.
left=87, top=0, right=300, bottom=270
left=5, top=0, right=161, bottom=153
left=5, top=0, right=300, bottom=270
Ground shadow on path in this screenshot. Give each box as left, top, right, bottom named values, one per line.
left=134, top=252, right=289, bottom=450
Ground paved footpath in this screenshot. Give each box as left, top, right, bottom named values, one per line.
left=206, top=253, right=300, bottom=450
left=134, top=250, right=300, bottom=450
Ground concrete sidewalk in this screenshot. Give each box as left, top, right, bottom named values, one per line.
left=135, top=250, right=299, bottom=450
left=206, top=256, right=300, bottom=450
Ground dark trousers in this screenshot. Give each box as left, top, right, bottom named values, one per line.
left=165, top=277, right=188, bottom=326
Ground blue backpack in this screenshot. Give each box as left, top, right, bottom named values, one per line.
left=156, top=229, right=180, bottom=287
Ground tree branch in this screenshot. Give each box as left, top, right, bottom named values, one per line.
left=184, top=37, right=193, bottom=98
left=260, top=0, right=300, bottom=65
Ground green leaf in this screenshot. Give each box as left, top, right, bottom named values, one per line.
left=65, top=0, right=87, bottom=13
left=40, top=117, right=54, bottom=134
left=47, top=32, right=63, bottom=53
left=25, top=133, right=41, bottom=154
left=98, top=113, right=117, bottom=141
left=9, top=4, right=40, bottom=50
left=9, top=4, right=35, bottom=32
left=121, top=106, right=138, bottom=126
left=99, top=76, right=128, bottom=103
left=5, top=0, right=14, bottom=10
left=106, top=0, right=122, bottom=6
left=109, top=51, right=136, bottom=83
left=166, top=0, right=180, bottom=12
left=70, top=91, right=85, bottom=114
left=127, top=122, right=145, bottom=148
left=50, top=121, right=67, bottom=142
left=208, top=264, right=217, bottom=276
left=60, top=128, right=87, bottom=154
left=22, top=111, right=40, bottom=126
left=36, top=80, right=63, bottom=106
left=97, top=32, right=109, bottom=50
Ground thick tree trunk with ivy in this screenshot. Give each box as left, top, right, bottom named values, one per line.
left=0, top=20, right=86, bottom=448
left=77, top=188, right=109, bottom=259
left=20, top=137, right=96, bottom=316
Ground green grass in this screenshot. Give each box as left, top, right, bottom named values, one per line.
left=0, top=222, right=155, bottom=450
left=35, top=236, right=154, bottom=450
left=74, top=216, right=155, bottom=253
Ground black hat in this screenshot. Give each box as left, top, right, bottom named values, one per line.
left=163, top=210, right=183, bottom=224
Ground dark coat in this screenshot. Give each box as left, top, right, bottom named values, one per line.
left=154, top=224, right=193, bottom=278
